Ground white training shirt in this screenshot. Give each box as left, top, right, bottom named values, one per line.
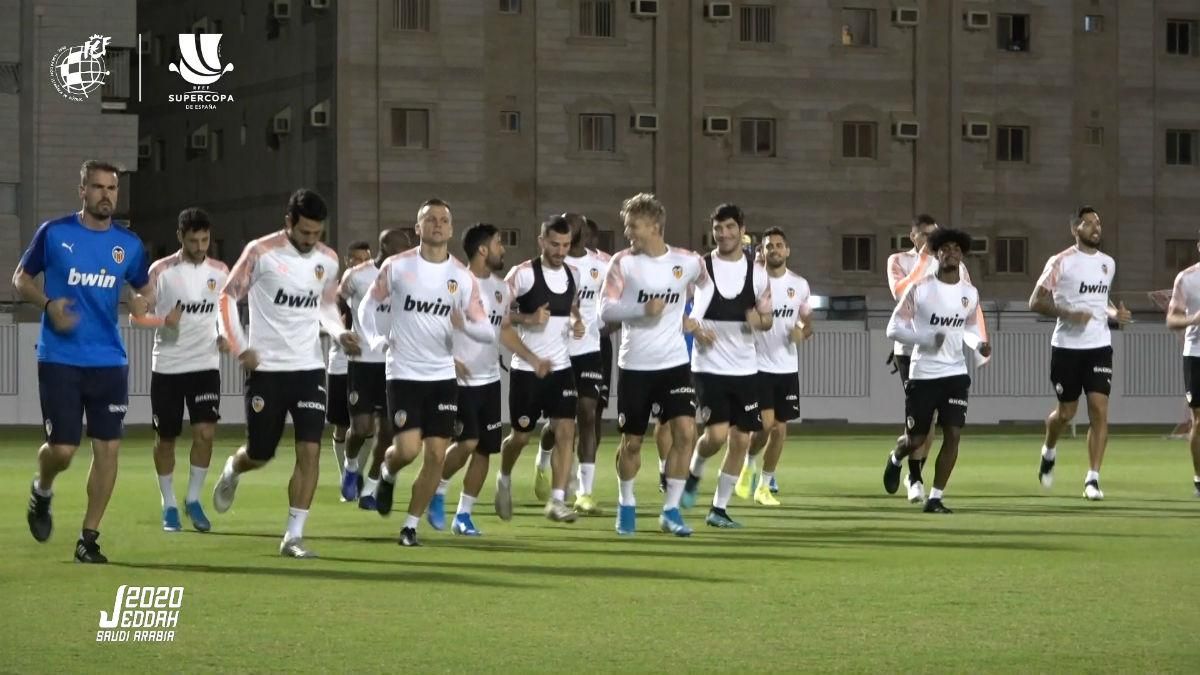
left=339, top=260, right=390, bottom=364
left=506, top=259, right=577, bottom=372
left=134, top=252, right=228, bottom=374
left=689, top=253, right=772, bottom=376
left=219, top=231, right=344, bottom=372
left=887, top=248, right=978, bottom=357
left=1035, top=246, right=1116, bottom=350
left=599, top=246, right=713, bottom=371
left=565, top=249, right=611, bottom=356
left=886, top=275, right=981, bottom=380
left=754, top=268, right=813, bottom=375
left=1170, top=263, right=1200, bottom=357
left=454, top=273, right=510, bottom=386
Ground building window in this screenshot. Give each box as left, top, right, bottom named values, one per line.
left=391, top=108, right=430, bottom=148
left=579, top=113, right=615, bottom=152
left=1085, top=126, right=1103, bottom=147
left=499, top=0, right=521, bottom=13
left=841, top=8, right=876, bottom=47
left=1167, top=239, right=1200, bottom=272
left=153, top=139, right=165, bottom=172
left=997, top=13, right=1031, bottom=51
left=841, top=235, right=874, bottom=272
left=994, top=237, right=1027, bottom=274
left=393, top=0, right=431, bottom=31
left=500, top=110, right=520, bottom=133
left=499, top=229, right=521, bottom=246
left=209, top=130, right=224, bottom=162
left=1083, top=15, right=1104, bottom=33
left=996, top=126, right=1029, bottom=162
left=739, top=118, right=776, bottom=157
left=1166, top=129, right=1197, bottom=166
left=579, top=0, right=614, bottom=38
left=841, top=121, right=877, bottom=159
left=1167, top=19, right=1196, bottom=55
left=100, top=48, right=131, bottom=112
left=739, top=5, right=774, bottom=44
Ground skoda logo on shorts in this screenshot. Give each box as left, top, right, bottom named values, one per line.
left=394, top=410, right=407, bottom=427
left=251, top=396, right=265, bottom=413
left=518, top=415, right=530, bottom=428
left=906, top=416, right=915, bottom=430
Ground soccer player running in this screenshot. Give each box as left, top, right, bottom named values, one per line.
left=1029, top=206, right=1131, bottom=500
left=599, top=193, right=714, bottom=537
left=131, top=207, right=228, bottom=533
left=327, top=240, right=372, bottom=492
left=883, top=228, right=990, bottom=513
left=358, top=199, right=494, bottom=547
left=1165, top=239, right=1200, bottom=496
left=495, top=216, right=586, bottom=523
left=337, top=230, right=408, bottom=508
left=737, top=228, right=813, bottom=506
left=213, top=189, right=360, bottom=558
left=680, top=204, right=772, bottom=529
left=430, top=223, right=550, bottom=535
left=15, top=160, right=152, bottom=563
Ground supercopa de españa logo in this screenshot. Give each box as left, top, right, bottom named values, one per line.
left=96, top=585, right=184, bottom=643
left=167, top=32, right=234, bottom=110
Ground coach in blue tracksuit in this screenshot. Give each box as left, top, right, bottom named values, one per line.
left=12, top=160, right=151, bottom=563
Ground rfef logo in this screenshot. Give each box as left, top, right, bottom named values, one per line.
left=97, top=585, right=183, bottom=643
left=50, top=34, right=111, bottom=102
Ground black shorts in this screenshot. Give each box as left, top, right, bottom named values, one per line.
left=326, top=372, right=350, bottom=427
left=904, top=374, right=971, bottom=436
left=388, top=378, right=458, bottom=438
left=599, top=335, right=613, bottom=409
left=151, top=369, right=221, bottom=438
left=894, top=354, right=912, bottom=388
left=694, top=372, right=763, bottom=432
left=571, top=351, right=605, bottom=401
left=38, top=362, right=128, bottom=445
left=509, top=367, right=578, bottom=432
left=348, top=361, right=387, bottom=416
left=757, top=371, right=800, bottom=423
left=244, top=369, right=327, bottom=460
left=617, top=364, right=696, bottom=436
left=1050, top=346, right=1113, bottom=402
left=1183, top=356, right=1200, bottom=409
left=456, top=380, right=503, bottom=454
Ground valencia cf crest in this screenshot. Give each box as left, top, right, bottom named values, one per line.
left=494, top=290, right=503, bottom=303
left=314, top=264, right=325, bottom=281
left=961, top=296, right=969, bottom=308
left=111, top=245, right=125, bottom=264
left=447, top=279, right=459, bottom=294
left=590, top=267, right=600, bottom=280
left=251, top=396, right=265, bottom=413
left=1101, top=264, right=1108, bottom=274
left=671, top=265, right=683, bottom=279
left=787, top=287, right=796, bottom=298
left=207, top=277, right=217, bottom=292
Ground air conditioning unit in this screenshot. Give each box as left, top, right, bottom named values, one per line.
left=138, top=33, right=152, bottom=55
left=892, top=121, right=920, bottom=140
left=891, top=7, right=920, bottom=26
left=963, top=120, right=991, bottom=141
left=310, top=0, right=330, bottom=8
left=191, top=17, right=211, bottom=33
left=309, top=101, right=330, bottom=127
left=890, top=234, right=914, bottom=252
left=138, top=138, right=152, bottom=159
left=964, top=10, right=991, bottom=30
left=969, top=237, right=990, bottom=256
left=630, top=0, right=658, bottom=18
left=704, top=1, right=733, bottom=21
left=273, top=109, right=292, bottom=135
left=273, top=0, right=292, bottom=20
left=189, top=128, right=209, bottom=150
left=631, top=113, right=659, bottom=132
left=703, top=115, right=731, bottom=135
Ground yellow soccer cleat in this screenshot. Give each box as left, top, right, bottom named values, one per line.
left=734, top=464, right=757, bottom=500
left=754, top=483, right=780, bottom=506
left=573, top=494, right=601, bottom=515
left=534, top=465, right=551, bottom=502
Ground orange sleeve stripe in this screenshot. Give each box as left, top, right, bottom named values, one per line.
left=892, top=255, right=930, bottom=299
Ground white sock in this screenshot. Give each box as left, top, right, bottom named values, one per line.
left=663, top=477, right=685, bottom=510
left=930, top=487, right=944, bottom=500
left=577, top=463, right=596, bottom=496
left=344, top=455, right=360, bottom=473
left=497, top=472, right=512, bottom=490
left=362, top=476, right=379, bottom=497
left=713, top=472, right=737, bottom=509
left=657, top=458, right=666, bottom=474
left=1194, top=475, right=1200, bottom=483
left=744, top=455, right=758, bottom=471
left=551, top=488, right=566, bottom=503
left=1041, top=444, right=1056, bottom=461
left=285, top=507, right=307, bottom=541
left=689, top=452, right=708, bottom=479
left=618, top=479, right=636, bottom=506
left=333, top=438, right=346, bottom=473
left=381, top=463, right=396, bottom=484
left=158, top=474, right=177, bottom=509
left=32, top=479, right=52, bottom=498
left=457, top=493, right=477, bottom=515
left=536, top=448, right=552, bottom=470
left=186, top=465, right=207, bottom=504
left=1085, top=470, right=1100, bottom=483
left=889, top=451, right=901, bottom=467
left=761, top=470, right=775, bottom=487
left=403, top=514, right=420, bottom=530
left=435, top=478, right=450, bottom=496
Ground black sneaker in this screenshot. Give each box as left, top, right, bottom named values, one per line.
left=375, top=478, right=395, bottom=516
left=27, top=482, right=52, bottom=542
left=658, top=471, right=667, bottom=493
left=923, top=498, right=953, bottom=514
left=75, top=531, right=108, bottom=563
left=883, top=455, right=902, bottom=495
left=398, top=527, right=421, bottom=547
left=1038, top=456, right=1055, bottom=488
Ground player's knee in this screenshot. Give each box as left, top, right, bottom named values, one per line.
left=621, top=435, right=644, bottom=454
left=192, top=424, right=216, bottom=445
left=154, top=437, right=177, bottom=454
left=45, top=443, right=77, bottom=468
left=296, top=442, right=321, bottom=466
left=351, top=416, right=375, bottom=438
left=1054, top=403, right=1078, bottom=423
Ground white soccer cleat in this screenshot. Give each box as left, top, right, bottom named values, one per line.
left=544, top=499, right=578, bottom=523
left=279, top=537, right=318, bottom=558
left=211, top=456, right=240, bottom=514
left=494, top=476, right=513, bottom=521
left=906, top=479, right=925, bottom=504
left=1083, top=481, right=1104, bottom=501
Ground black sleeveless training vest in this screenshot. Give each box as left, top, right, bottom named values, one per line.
left=702, top=253, right=756, bottom=321
left=515, top=258, right=576, bottom=317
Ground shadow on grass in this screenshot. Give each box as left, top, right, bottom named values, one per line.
left=107, top=560, right=533, bottom=587
left=316, top=555, right=725, bottom=582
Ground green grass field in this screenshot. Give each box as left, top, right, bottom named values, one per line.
left=0, top=426, right=1197, bottom=672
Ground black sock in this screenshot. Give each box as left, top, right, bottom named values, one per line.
left=907, top=459, right=924, bottom=484
left=81, top=528, right=99, bottom=543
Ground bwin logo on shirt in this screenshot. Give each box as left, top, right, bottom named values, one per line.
left=578, top=288, right=597, bottom=300
left=637, top=289, right=681, bottom=304
left=929, top=313, right=965, bottom=328
left=773, top=306, right=796, bottom=319
left=180, top=300, right=215, bottom=314
left=67, top=267, right=117, bottom=288
left=402, top=295, right=452, bottom=316
left=1078, top=281, right=1110, bottom=294
left=273, top=289, right=318, bottom=308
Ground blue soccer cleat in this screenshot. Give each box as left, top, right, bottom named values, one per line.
left=451, top=513, right=481, bottom=536
left=680, top=474, right=701, bottom=509
left=659, top=508, right=693, bottom=537
left=184, top=501, right=211, bottom=532
left=358, top=494, right=377, bottom=511
left=615, top=504, right=637, bottom=535
left=340, top=470, right=361, bottom=502
left=162, top=506, right=182, bottom=532
left=427, top=493, right=446, bottom=531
